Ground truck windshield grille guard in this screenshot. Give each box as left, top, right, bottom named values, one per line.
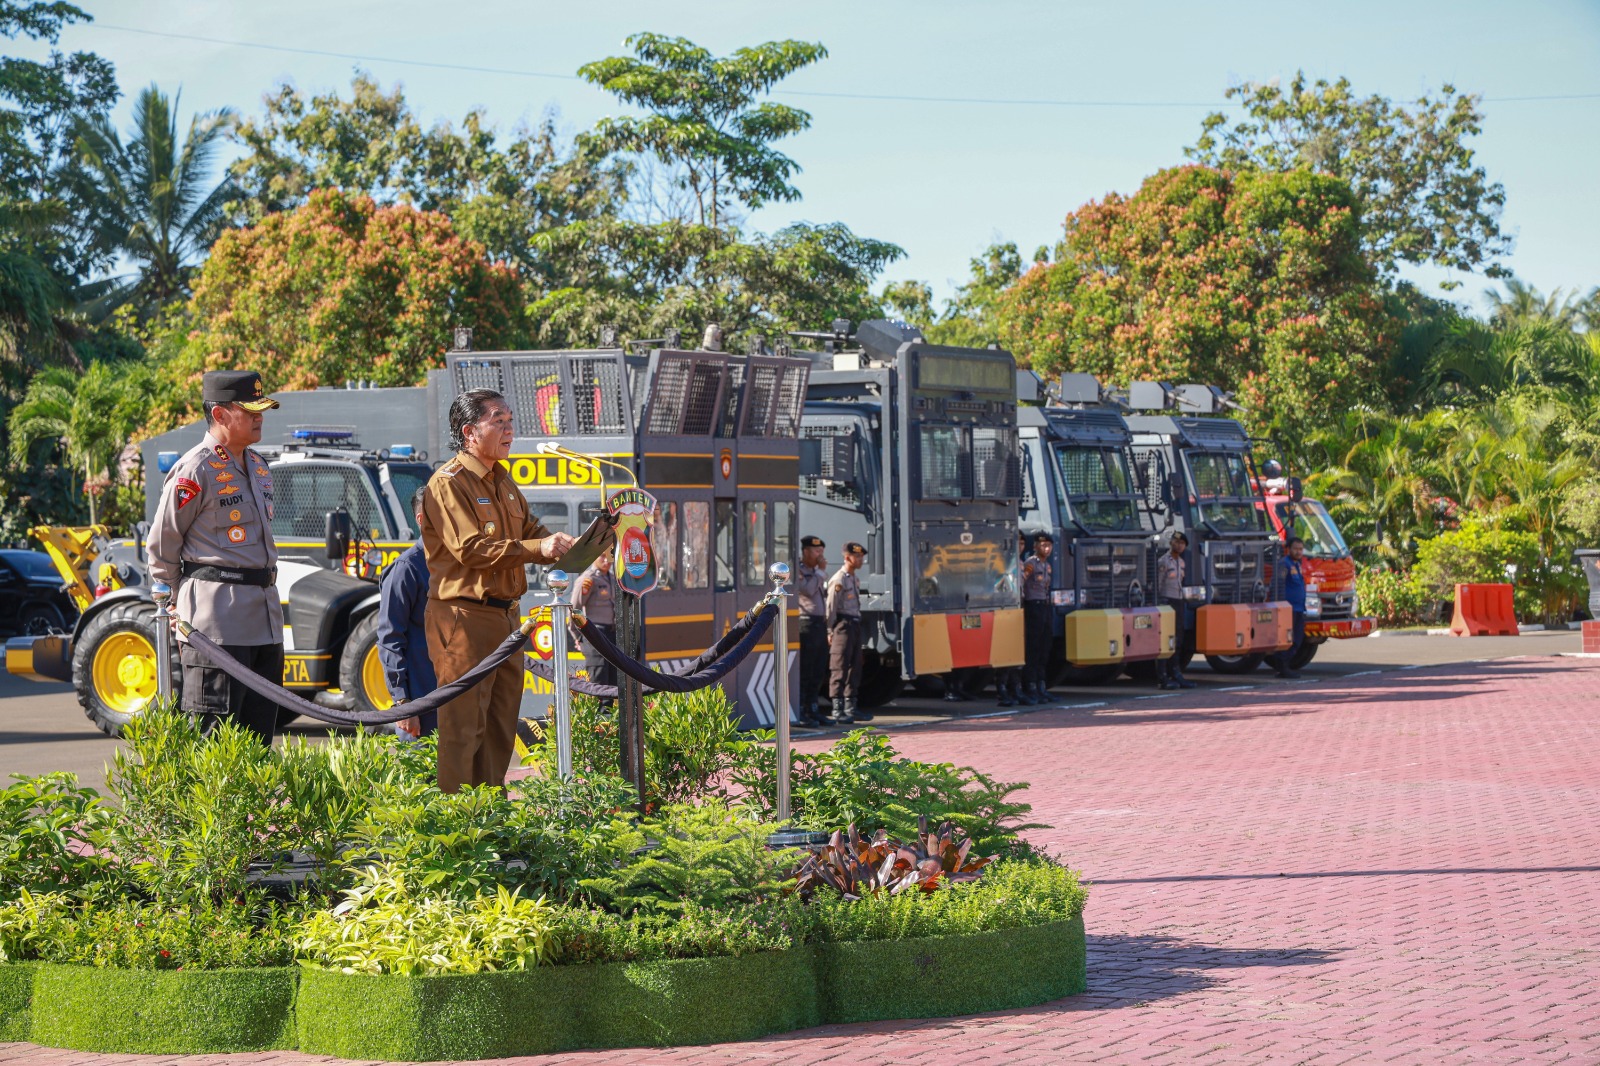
left=1070, top=540, right=1154, bottom=609
left=914, top=425, right=1021, bottom=501
left=1203, top=540, right=1281, bottom=604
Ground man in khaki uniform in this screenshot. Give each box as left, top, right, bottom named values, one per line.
left=421, top=388, right=575, bottom=792
left=147, top=370, right=283, bottom=742
left=794, top=534, right=828, bottom=725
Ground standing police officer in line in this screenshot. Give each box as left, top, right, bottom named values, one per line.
left=572, top=549, right=618, bottom=702
left=826, top=541, right=870, bottom=725
left=147, top=371, right=284, bottom=743
left=420, top=389, right=575, bottom=793
left=1156, top=532, right=1197, bottom=689
left=794, top=535, right=829, bottom=726
left=1020, top=531, right=1055, bottom=705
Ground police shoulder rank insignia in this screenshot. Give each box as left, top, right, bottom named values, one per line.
left=173, top=477, right=200, bottom=510
left=214, top=445, right=231, bottom=462
left=606, top=486, right=658, bottom=597
left=226, top=525, right=247, bottom=544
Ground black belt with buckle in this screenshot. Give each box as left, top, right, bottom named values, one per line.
left=181, top=562, right=276, bottom=587
left=456, top=594, right=517, bottom=610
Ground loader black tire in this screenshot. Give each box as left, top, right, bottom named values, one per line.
left=337, top=612, right=394, bottom=719
left=73, top=600, right=179, bottom=737
left=1204, top=652, right=1267, bottom=675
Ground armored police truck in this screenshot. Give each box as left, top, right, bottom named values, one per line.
left=1017, top=373, right=1173, bottom=685
left=1124, top=383, right=1292, bottom=674
left=796, top=320, right=1024, bottom=707
left=451, top=341, right=809, bottom=728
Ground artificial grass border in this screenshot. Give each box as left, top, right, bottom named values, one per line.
left=3, top=918, right=1085, bottom=1060
left=27, top=964, right=297, bottom=1054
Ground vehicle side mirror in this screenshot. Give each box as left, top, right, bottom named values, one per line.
left=325, top=508, right=352, bottom=561
left=797, top=438, right=823, bottom=477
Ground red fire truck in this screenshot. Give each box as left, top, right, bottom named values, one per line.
left=1257, top=471, right=1375, bottom=668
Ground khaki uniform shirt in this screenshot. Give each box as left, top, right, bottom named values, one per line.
left=795, top=562, right=828, bottom=618
left=147, top=431, right=282, bottom=645
left=572, top=562, right=616, bottom=625
left=421, top=451, right=555, bottom=602
left=825, top=566, right=861, bottom=627
left=1022, top=554, right=1053, bottom=601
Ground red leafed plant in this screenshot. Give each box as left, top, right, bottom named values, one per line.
left=793, top=817, right=994, bottom=901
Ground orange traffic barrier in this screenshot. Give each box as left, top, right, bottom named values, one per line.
left=1449, top=583, right=1518, bottom=637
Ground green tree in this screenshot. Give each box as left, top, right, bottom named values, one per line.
left=1482, top=277, right=1590, bottom=329
left=151, top=189, right=527, bottom=430
left=995, top=165, right=1396, bottom=447
left=70, top=84, right=236, bottom=318
left=578, top=34, right=828, bottom=229
left=1187, top=72, right=1510, bottom=286
left=7, top=359, right=154, bottom=524
left=529, top=217, right=901, bottom=348
left=227, top=71, right=626, bottom=279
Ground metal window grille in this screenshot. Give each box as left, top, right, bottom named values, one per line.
left=719, top=362, right=746, bottom=438
left=508, top=357, right=565, bottom=436
left=683, top=360, right=726, bottom=436
left=272, top=465, right=383, bottom=540
left=453, top=358, right=504, bottom=396
left=771, top=364, right=805, bottom=439
left=973, top=427, right=1020, bottom=499
left=918, top=426, right=969, bottom=499
left=570, top=355, right=627, bottom=435
left=741, top=364, right=779, bottom=437
left=800, top=423, right=860, bottom=507
left=645, top=356, right=692, bottom=434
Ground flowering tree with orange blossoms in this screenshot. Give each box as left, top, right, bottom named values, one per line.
left=152, top=189, right=526, bottom=427
left=996, top=165, right=1397, bottom=450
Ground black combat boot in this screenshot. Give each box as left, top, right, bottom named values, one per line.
left=829, top=698, right=854, bottom=725
left=851, top=698, right=873, bottom=722
left=997, top=674, right=1017, bottom=708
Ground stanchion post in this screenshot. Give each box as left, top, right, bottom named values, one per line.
left=150, top=582, right=173, bottom=706
left=546, top=570, right=573, bottom=778
left=769, top=562, right=792, bottom=822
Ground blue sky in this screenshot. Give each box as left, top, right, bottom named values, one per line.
left=24, top=0, right=1600, bottom=312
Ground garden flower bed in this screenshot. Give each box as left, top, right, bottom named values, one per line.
left=0, top=696, right=1088, bottom=1060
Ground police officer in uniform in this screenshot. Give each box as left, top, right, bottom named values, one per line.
left=572, top=550, right=618, bottom=696
left=147, top=370, right=284, bottom=743
left=1156, top=532, right=1197, bottom=689
left=794, top=535, right=829, bottom=726
left=826, top=541, right=868, bottom=725
left=421, top=389, right=575, bottom=793
left=1020, top=531, right=1055, bottom=705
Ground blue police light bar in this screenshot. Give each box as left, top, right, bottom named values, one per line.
left=390, top=444, right=415, bottom=458
left=289, top=425, right=356, bottom=441
left=157, top=451, right=179, bottom=473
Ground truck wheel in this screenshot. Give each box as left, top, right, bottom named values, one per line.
left=73, top=601, right=178, bottom=737
left=20, top=602, right=65, bottom=636
left=1205, top=652, right=1266, bottom=674
left=337, top=613, right=394, bottom=719
left=856, top=650, right=905, bottom=709
left=1290, top=640, right=1321, bottom=670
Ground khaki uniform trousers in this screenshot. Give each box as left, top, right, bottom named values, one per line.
left=425, top=598, right=521, bottom=793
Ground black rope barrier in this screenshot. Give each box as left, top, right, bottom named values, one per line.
left=177, top=620, right=536, bottom=728
left=565, top=601, right=778, bottom=695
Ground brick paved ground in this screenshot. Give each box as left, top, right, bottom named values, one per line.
left=5, top=655, right=1597, bottom=1065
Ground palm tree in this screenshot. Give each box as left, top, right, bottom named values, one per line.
left=1482, top=278, right=1586, bottom=330
left=70, top=85, right=236, bottom=318
left=0, top=199, right=72, bottom=366
left=7, top=362, right=155, bottom=524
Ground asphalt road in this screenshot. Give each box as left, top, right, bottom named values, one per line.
left=0, top=629, right=1580, bottom=790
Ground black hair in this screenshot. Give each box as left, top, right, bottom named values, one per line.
left=203, top=400, right=222, bottom=425
left=1285, top=536, right=1304, bottom=549
left=447, top=389, right=505, bottom=452
left=411, top=486, right=428, bottom=515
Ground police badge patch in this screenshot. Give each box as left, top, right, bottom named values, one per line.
left=174, top=477, right=200, bottom=510
left=606, top=486, right=658, bottom=597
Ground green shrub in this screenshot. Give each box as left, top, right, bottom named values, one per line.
left=523, top=689, right=771, bottom=809
left=0, top=774, right=114, bottom=901
left=1355, top=567, right=1430, bottom=627
left=550, top=899, right=804, bottom=964
left=0, top=891, right=299, bottom=969
left=347, top=773, right=639, bottom=903
left=297, top=864, right=560, bottom=975
left=733, top=730, right=1045, bottom=854
left=577, top=802, right=798, bottom=915
left=1410, top=524, right=1542, bottom=618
